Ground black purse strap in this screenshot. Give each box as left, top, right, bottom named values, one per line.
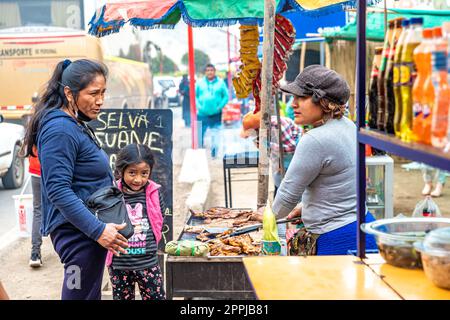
left=78, top=122, right=102, bottom=149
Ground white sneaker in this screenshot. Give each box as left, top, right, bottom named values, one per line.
left=29, top=253, right=42, bottom=268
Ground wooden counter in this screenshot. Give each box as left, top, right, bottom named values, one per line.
left=243, top=254, right=450, bottom=300
left=363, top=254, right=450, bottom=300
left=242, top=255, right=400, bottom=300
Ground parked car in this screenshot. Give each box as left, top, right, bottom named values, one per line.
left=154, top=76, right=180, bottom=107
left=0, top=114, right=25, bottom=189
left=153, top=80, right=169, bottom=109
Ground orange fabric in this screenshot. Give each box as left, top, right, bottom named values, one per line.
left=28, top=146, right=41, bottom=176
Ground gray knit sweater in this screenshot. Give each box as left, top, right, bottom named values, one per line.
left=272, top=117, right=357, bottom=234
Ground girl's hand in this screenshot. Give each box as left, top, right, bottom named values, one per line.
left=97, top=223, right=129, bottom=256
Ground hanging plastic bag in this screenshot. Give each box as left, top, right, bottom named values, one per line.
left=412, top=196, right=442, bottom=218
left=262, top=202, right=281, bottom=255
left=262, top=201, right=281, bottom=243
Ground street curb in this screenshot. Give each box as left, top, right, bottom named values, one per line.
left=0, top=227, right=20, bottom=254
left=180, top=149, right=211, bottom=211
left=180, top=148, right=212, bottom=213
left=178, top=148, right=210, bottom=183
left=185, top=179, right=211, bottom=212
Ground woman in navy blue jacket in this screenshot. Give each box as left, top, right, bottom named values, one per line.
left=22, top=59, right=129, bottom=300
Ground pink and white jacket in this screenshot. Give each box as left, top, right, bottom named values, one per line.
left=105, top=179, right=164, bottom=267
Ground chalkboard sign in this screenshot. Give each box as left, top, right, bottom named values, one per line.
left=89, top=109, right=173, bottom=250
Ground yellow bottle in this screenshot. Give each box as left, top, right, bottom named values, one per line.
left=393, top=19, right=410, bottom=137
left=399, top=17, right=423, bottom=142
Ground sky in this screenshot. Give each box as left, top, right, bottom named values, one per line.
left=140, top=21, right=241, bottom=72
left=86, top=0, right=240, bottom=72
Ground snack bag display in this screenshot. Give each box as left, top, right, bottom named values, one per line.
left=165, top=240, right=209, bottom=257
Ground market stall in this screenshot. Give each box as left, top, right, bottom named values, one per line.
left=166, top=207, right=265, bottom=299
left=88, top=0, right=359, bottom=299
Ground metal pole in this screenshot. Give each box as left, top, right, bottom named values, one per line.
left=356, top=0, right=367, bottom=259
left=300, top=41, right=306, bottom=72
left=320, top=41, right=325, bottom=66
left=257, top=0, right=276, bottom=209
left=159, top=50, right=163, bottom=74
left=144, top=42, right=155, bottom=109
left=227, top=27, right=232, bottom=101
left=188, top=25, right=198, bottom=149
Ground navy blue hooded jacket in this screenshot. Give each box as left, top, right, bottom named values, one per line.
left=37, top=109, right=113, bottom=240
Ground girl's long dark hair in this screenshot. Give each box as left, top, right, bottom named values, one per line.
left=22, top=59, right=108, bottom=157
left=115, top=144, right=155, bottom=180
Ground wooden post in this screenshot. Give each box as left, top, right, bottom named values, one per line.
left=275, top=91, right=285, bottom=178
left=300, top=41, right=307, bottom=72
left=257, top=0, right=276, bottom=209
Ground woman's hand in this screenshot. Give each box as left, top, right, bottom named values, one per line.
left=97, top=223, right=129, bottom=256
left=287, top=205, right=303, bottom=225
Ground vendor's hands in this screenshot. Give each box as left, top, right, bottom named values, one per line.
left=256, top=206, right=265, bottom=215
left=251, top=212, right=263, bottom=222
left=97, top=223, right=129, bottom=257
left=287, top=205, right=303, bottom=225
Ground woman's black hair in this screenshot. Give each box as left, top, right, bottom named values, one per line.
left=114, top=144, right=155, bottom=179
left=22, top=58, right=108, bottom=157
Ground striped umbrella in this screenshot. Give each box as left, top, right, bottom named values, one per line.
left=88, top=0, right=362, bottom=37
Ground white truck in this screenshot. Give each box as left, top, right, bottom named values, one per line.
left=0, top=114, right=25, bottom=189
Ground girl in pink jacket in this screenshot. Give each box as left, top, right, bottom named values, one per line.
left=107, top=144, right=165, bottom=300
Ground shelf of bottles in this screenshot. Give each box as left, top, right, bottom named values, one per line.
left=365, top=13, right=450, bottom=170
left=356, top=5, right=450, bottom=257
left=359, top=128, right=450, bottom=170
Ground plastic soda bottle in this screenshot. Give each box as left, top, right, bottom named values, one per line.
left=444, top=22, right=450, bottom=151
left=399, top=17, right=423, bottom=142
left=384, top=18, right=404, bottom=134
left=412, top=28, right=434, bottom=143
left=377, top=20, right=396, bottom=131
left=368, top=47, right=384, bottom=129
left=431, top=27, right=450, bottom=148
left=421, top=29, right=438, bottom=145
left=394, top=19, right=410, bottom=137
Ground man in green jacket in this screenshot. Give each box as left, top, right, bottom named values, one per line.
left=196, top=63, right=229, bottom=158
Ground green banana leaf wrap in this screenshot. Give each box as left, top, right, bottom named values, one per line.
left=165, top=240, right=210, bottom=257
left=262, top=203, right=281, bottom=243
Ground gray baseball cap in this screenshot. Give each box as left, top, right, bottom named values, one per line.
left=280, top=65, right=350, bottom=105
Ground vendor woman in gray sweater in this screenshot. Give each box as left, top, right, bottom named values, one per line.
left=273, top=65, right=377, bottom=255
